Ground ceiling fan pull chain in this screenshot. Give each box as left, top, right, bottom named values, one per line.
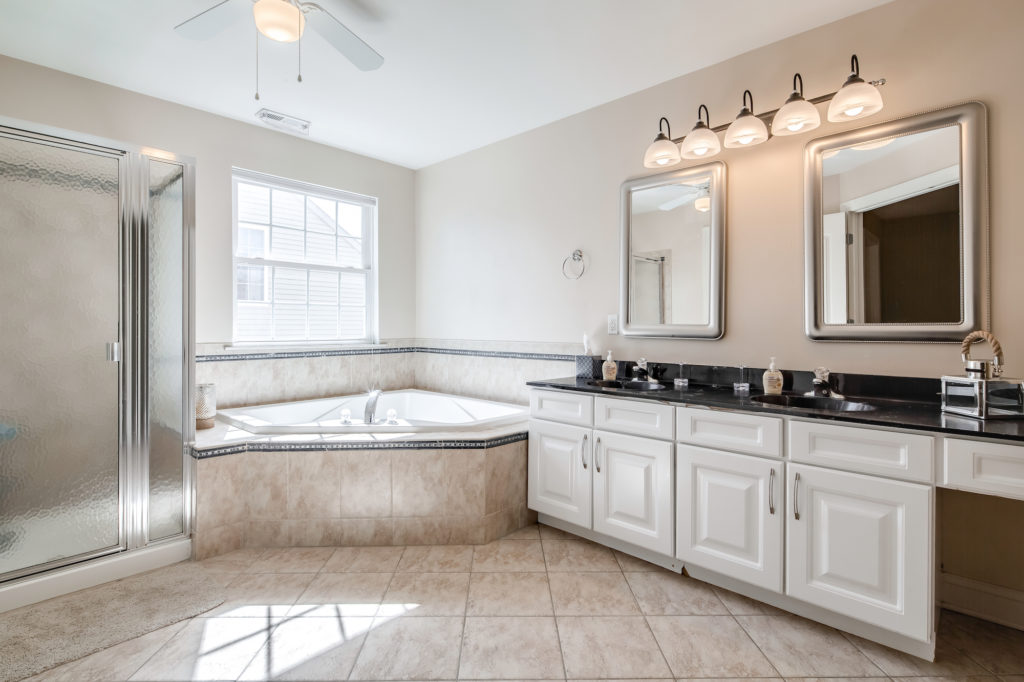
left=254, top=29, right=260, bottom=100
left=297, top=34, right=303, bottom=83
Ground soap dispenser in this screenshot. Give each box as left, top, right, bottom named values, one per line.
left=602, top=351, right=617, bottom=381
left=763, top=357, right=783, bottom=395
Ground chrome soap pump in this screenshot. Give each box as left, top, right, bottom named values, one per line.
left=941, top=330, right=1024, bottom=419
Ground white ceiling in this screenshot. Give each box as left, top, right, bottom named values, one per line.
left=0, top=0, right=891, bottom=169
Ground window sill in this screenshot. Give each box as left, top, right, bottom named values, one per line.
left=224, top=341, right=389, bottom=354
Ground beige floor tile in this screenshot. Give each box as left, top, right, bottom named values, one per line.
left=205, top=572, right=317, bottom=618
left=467, top=572, right=554, bottom=615
left=846, top=630, right=988, bottom=677
left=736, top=614, right=883, bottom=678
left=378, top=572, right=470, bottom=616
left=248, top=547, right=334, bottom=573
left=473, top=540, right=547, bottom=572
left=646, top=615, right=777, bottom=678
left=322, top=546, right=405, bottom=573
left=548, top=571, right=640, bottom=615
left=238, top=616, right=372, bottom=681
left=397, top=545, right=474, bottom=572
left=624, top=572, right=728, bottom=615
left=129, top=617, right=274, bottom=681
left=459, top=616, right=565, bottom=679
left=781, top=678, right=889, bottom=682
left=291, top=572, right=393, bottom=616
left=501, top=524, right=541, bottom=540
left=556, top=616, right=671, bottom=679
left=543, top=540, right=619, bottom=572
left=684, top=679, right=782, bottom=682
left=941, top=610, right=1024, bottom=674
left=538, top=524, right=579, bottom=542
left=613, top=550, right=664, bottom=572
left=24, top=621, right=187, bottom=682
left=712, top=587, right=786, bottom=615
left=196, top=548, right=265, bottom=574
left=348, top=615, right=464, bottom=680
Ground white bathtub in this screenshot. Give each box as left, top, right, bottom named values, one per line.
left=217, top=389, right=527, bottom=435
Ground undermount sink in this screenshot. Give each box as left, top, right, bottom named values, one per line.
left=751, top=394, right=876, bottom=412
left=587, top=379, right=669, bottom=391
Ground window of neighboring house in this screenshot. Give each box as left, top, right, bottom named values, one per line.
left=232, top=169, right=377, bottom=344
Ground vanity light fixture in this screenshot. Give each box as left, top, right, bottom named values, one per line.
left=642, top=117, right=682, bottom=168
left=771, top=73, right=821, bottom=136
left=724, top=90, right=769, bottom=148
left=680, top=105, right=721, bottom=160
left=827, top=54, right=884, bottom=122
left=253, top=0, right=305, bottom=42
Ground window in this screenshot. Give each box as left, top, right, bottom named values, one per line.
left=232, top=169, right=377, bottom=344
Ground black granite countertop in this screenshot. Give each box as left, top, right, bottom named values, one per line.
left=527, top=376, right=1024, bottom=443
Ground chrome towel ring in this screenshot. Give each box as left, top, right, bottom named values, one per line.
left=562, top=249, right=585, bottom=280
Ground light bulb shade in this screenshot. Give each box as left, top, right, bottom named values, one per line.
left=771, top=94, right=821, bottom=136
left=680, top=124, right=721, bottom=159
left=724, top=109, right=769, bottom=148
left=643, top=133, right=681, bottom=168
left=254, top=0, right=305, bottom=42
left=694, top=196, right=711, bottom=212
left=827, top=76, right=883, bottom=122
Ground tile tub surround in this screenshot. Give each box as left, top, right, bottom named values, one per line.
left=192, top=438, right=533, bottom=560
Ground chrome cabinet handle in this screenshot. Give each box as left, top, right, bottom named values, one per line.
left=768, top=468, right=776, bottom=515
left=595, top=436, right=602, bottom=473
left=793, top=472, right=801, bottom=520
left=581, top=433, right=588, bottom=469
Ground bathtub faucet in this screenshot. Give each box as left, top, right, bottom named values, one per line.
left=365, top=389, right=382, bottom=424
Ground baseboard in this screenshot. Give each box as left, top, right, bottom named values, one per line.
left=940, top=572, right=1024, bottom=631
left=0, top=539, right=192, bottom=613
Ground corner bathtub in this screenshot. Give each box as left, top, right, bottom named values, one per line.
left=217, top=389, right=527, bottom=435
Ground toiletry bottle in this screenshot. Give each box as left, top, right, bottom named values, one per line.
left=602, top=351, right=617, bottom=381
left=763, top=357, right=784, bottom=395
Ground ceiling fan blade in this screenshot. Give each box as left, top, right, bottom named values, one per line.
left=305, top=5, right=384, bottom=71
left=174, top=0, right=240, bottom=40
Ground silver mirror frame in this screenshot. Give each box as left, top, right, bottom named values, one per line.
left=804, top=101, right=988, bottom=341
left=620, top=161, right=726, bottom=339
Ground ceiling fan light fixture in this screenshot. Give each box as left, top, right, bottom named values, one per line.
left=694, top=196, right=711, bottom=212
left=254, top=0, right=306, bottom=42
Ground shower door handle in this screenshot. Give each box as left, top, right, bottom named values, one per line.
left=106, top=342, right=121, bottom=362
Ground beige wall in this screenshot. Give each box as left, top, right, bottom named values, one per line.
left=414, top=0, right=1024, bottom=379
left=0, top=55, right=417, bottom=344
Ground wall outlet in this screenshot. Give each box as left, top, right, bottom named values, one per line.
left=607, top=314, right=619, bottom=335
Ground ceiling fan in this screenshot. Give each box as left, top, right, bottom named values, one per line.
left=175, top=0, right=383, bottom=72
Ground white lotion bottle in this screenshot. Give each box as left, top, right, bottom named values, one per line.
left=602, top=350, right=617, bottom=381
left=763, top=357, right=784, bottom=395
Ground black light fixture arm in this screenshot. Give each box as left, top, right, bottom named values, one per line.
left=657, top=116, right=672, bottom=138
left=742, top=89, right=754, bottom=112
left=697, top=104, right=710, bottom=127
left=793, top=72, right=804, bottom=96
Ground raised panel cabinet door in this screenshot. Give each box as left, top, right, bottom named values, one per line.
left=528, top=419, right=592, bottom=528
left=676, top=445, right=783, bottom=592
left=786, top=463, right=932, bottom=641
left=592, top=430, right=673, bottom=554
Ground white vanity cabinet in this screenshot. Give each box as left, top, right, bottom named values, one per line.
left=528, top=390, right=675, bottom=554
left=676, top=444, right=783, bottom=591
left=786, top=462, right=932, bottom=640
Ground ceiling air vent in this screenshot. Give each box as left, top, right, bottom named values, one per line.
left=255, top=108, right=311, bottom=135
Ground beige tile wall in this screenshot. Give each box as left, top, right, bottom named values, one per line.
left=193, top=441, right=533, bottom=560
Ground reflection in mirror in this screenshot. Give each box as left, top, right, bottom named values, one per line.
left=620, top=162, right=725, bottom=338
left=805, top=102, right=987, bottom=341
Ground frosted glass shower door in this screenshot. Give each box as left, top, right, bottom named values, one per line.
left=0, top=133, right=124, bottom=579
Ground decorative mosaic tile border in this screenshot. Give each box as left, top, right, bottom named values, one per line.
left=192, top=430, right=528, bottom=459
left=195, top=346, right=574, bottom=363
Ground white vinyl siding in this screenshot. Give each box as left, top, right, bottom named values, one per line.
left=232, top=169, right=377, bottom=344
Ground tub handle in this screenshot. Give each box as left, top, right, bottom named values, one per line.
left=595, top=436, right=602, bottom=473
left=581, top=433, right=588, bottom=470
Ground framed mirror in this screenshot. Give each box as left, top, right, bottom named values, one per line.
left=805, top=101, right=988, bottom=341
left=620, top=161, right=726, bottom=339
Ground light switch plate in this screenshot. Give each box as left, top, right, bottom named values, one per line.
left=607, top=314, right=618, bottom=334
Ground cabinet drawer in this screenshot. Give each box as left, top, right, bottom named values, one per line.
left=676, top=406, right=782, bottom=458
left=530, top=389, right=594, bottom=426
left=943, top=438, right=1024, bottom=501
left=789, top=420, right=934, bottom=482
left=595, top=397, right=674, bottom=440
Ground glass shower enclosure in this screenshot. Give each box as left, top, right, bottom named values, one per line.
left=0, top=121, right=194, bottom=582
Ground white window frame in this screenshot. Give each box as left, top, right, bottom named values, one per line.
left=231, top=167, right=379, bottom=346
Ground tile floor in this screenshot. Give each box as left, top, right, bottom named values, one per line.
left=24, top=523, right=1024, bottom=682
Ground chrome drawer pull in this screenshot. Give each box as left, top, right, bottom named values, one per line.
left=793, top=472, right=801, bottom=520
left=768, top=468, right=776, bottom=515
left=596, top=436, right=602, bottom=473
left=582, top=433, right=588, bottom=469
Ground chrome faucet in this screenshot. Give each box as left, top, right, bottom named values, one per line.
left=364, top=389, right=382, bottom=424
left=632, top=358, right=649, bottom=382
left=805, top=367, right=844, bottom=399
